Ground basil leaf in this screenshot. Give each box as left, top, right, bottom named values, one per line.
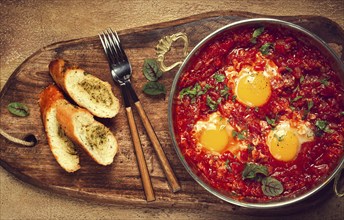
left=143, top=59, right=163, bottom=82
left=7, top=102, right=30, bottom=117
left=242, top=163, right=269, bottom=180
left=232, top=95, right=237, bottom=103
left=260, top=43, right=273, bottom=55
left=206, top=95, right=218, bottom=110
left=262, top=177, right=284, bottom=197
left=213, top=73, right=225, bottom=82
left=250, top=27, right=264, bottom=44
left=142, top=81, right=166, bottom=95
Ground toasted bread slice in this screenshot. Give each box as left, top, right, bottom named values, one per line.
left=55, top=99, right=118, bottom=166
left=49, top=59, right=120, bottom=118
left=39, top=85, right=80, bottom=173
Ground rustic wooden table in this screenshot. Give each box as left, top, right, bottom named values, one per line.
left=1, top=1, right=343, bottom=219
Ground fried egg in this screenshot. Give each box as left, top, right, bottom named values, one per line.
left=226, top=51, right=279, bottom=107
left=193, top=112, right=242, bottom=154
left=266, top=120, right=314, bottom=162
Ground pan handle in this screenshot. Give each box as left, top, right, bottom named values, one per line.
left=333, top=165, right=343, bottom=197
left=156, top=32, right=189, bottom=72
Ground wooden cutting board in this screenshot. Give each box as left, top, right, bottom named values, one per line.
left=1, top=11, right=343, bottom=215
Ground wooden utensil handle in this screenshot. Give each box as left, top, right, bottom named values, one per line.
left=134, top=101, right=181, bottom=193
left=126, top=106, right=155, bottom=202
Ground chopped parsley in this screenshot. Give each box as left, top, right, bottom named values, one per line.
left=220, top=85, right=230, bottom=99
left=260, top=43, right=273, bottom=55
left=319, top=78, right=329, bottom=86
left=225, top=159, right=231, bottom=171
left=291, top=95, right=303, bottom=103
left=180, top=83, right=211, bottom=100
left=285, top=66, right=293, bottom=72
left=315, top=119, right=333, bottom=134
left=266, top=116, right=276, bottom=127
left=206, top=95, right=218, bottom=110
left=213, top=73, right=225, bottom=82
left=300, top=75, right=305, bottom=83
left=250, top=27, right=264, bottom=44
left=232, top=130, right=246, bottom=140
left=303, top=100, right=314, bottom=119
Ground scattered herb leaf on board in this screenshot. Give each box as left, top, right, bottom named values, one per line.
left=142, top=81, right=166, bottom=95
left=7, top=102, right=30, bottom=117
left=143, top=58, right=163, bottom=81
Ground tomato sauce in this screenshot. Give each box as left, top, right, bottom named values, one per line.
left=173, top=25, right=344, bottom=202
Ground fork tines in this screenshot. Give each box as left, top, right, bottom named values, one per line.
left=98, top=28, right=127, bottom=64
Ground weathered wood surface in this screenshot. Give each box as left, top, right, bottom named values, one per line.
left=0, top=12, right=343, bottom=215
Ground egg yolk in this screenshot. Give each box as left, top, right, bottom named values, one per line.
left=268, top=130, right=299, bottom=162
left=200, top=125, right=229, bottom=152
left=236, top=72, right=271, bottom=107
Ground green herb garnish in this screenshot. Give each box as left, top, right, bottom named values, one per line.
left=142, top=81, right=166, bottom=95
left=232, top=95, right=237, bottom=103
left=291, top=95, right=303, bottom=103
left=266, top=116, right=276, bottom=127
left=213, top=73, right=225, bottom=82
left=261, top=176, right=284, bottom=197
left=225, top=159, right=231, bottom=171
left=242, top=163, right=269, bottom=180
left=7, top=102, right=30, bottom=117
left=250, top=27, right=265, bottom=44
left=319, top=78, right=329, bottom=86
left=285, top=66, right=293, bottom=72
left=247, top=144, right=254, bottom=153
left=241, top=163, right=284, bottom=197
left=315, top=120, right=333, bottom=133
left=260, top=43, right=273, bottom=55
left=300, top=75, right=305, bottom=83
left=303, top=100, right=314, bottom=119
left=232, top=130, right=246, bottom=140
left=142, top=59, right=163, bottom=81
left=206, top=95, right=218, bottom=110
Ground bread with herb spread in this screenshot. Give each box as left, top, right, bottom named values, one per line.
left=49, top=59, right=120, bottom=118
left=39, top=85, right=80, bottom=173
left=56, top=98, right=118, bottom=166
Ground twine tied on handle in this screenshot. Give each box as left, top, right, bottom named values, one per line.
left=0, top=128, right=36, bottom=147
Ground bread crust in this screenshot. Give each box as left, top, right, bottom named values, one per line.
left=49, top=59, right=119, bottom=118
left=56, top=100, right=118, bottom=166
left=39, top=84, right=80, bottom=172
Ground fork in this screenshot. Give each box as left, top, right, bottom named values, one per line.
left=99, top=29, right=181, bottom=199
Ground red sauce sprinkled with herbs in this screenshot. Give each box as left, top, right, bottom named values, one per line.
left=173, top=25, right=344, bottom=202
